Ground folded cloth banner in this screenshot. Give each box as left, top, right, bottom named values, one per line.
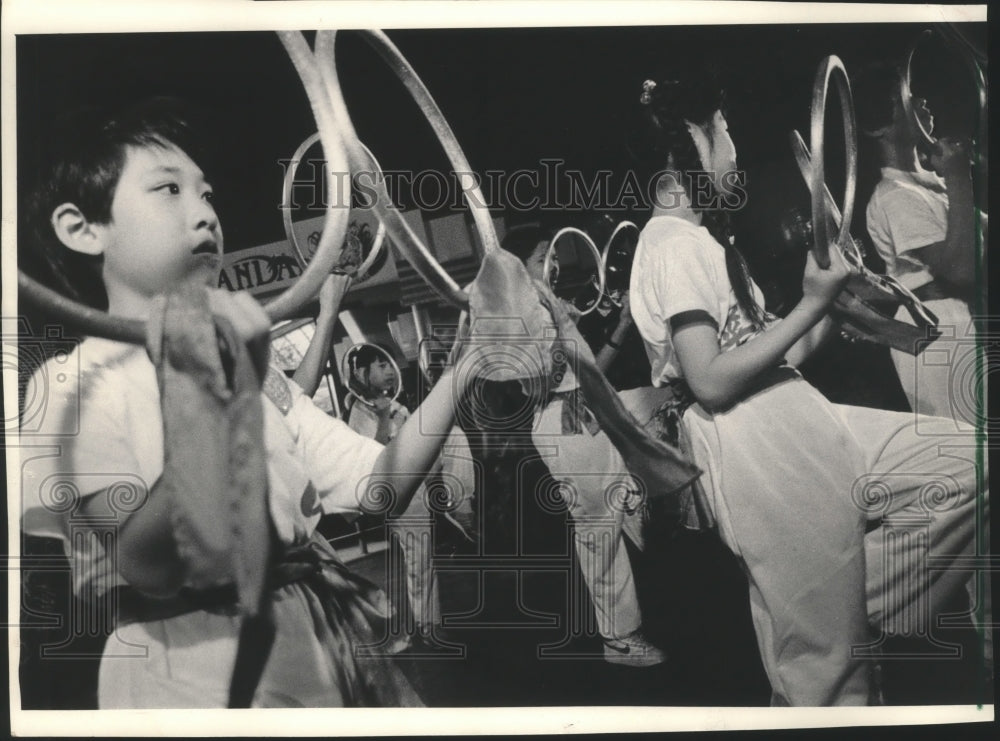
left=145, top=283, right=271, bottom=617
left=460, top=250, right=702, bottom=509
left=462, top=249, right=559, bottom=387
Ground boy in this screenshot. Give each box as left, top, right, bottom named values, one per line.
left=856, top=62, right=984, bottom=420
left=19, top=98, right=473, bottom=707
left=856, top=60, right=991, bottom=679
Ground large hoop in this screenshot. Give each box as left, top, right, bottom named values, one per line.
left=313, top=30, right=499, bottom=310
left=281, top=131, right=387, bottom=281
left=809, top=55, right=857, bottom=269
left=789, top=130, right=864, bottom=270
left=341, top=342, right=403, bottom=408
left=901, top=30, right=939, bottom=148
left=903, top=27, right=988, bottom=153
left=600, top=220, right=639, bottom=308
left=543, top=227, right=606, bottom=316
left=789, top=130, right=938, bottom=330
left=18, top=31, right=354, bottom=344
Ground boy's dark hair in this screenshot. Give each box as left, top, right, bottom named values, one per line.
left=852, top=62, right=904, bottom=135
left=22, top=97, right=216, bottom=310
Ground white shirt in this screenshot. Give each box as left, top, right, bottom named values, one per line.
left=21, top=336, right=383, bottom=598
left=865, top=166, right=948, bottom=291
left=630, top=215, right=767, bottom=386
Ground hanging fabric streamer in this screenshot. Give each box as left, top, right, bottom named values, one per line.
left=145, top=282, right=274, bottom=707
left=460, top=249, right=702, bottom=510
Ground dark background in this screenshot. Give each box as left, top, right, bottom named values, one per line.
left=16, top=23, right=986, bottom=251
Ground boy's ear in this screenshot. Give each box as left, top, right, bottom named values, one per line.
left=50, top=203, right=106, bottom=256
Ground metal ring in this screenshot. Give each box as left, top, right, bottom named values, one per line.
left=542, top=227, right=606, bottom=316
left=809, top=55, right=857, bottom=269
left=901, top=30, right=938, bottom=148
left=281, top=132, right=387, bottom=282
left=313, top=30, right=499, bottom=310
left=18, top=31, right=353, bottom=343
left=341, top=342, right=402, bottom=407
left=411, top=305, right=435, bottom=383
left=903, top=27, right=988, bottom=152
left=600, top=220, right=639, bottom=308
left=789, top=129, right=866, bottom=272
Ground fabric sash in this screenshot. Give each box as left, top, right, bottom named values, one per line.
left=461, top=250, right=702, bottom=512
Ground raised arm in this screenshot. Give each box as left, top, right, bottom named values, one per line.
left=674, top=248, right=850, bottom=412
left=371, top=365, right=474, bottom=516
left=909, top=138, right=978, bottom=292
left=292, top=275, right=350, bottom=397
left=594, top=292, right=634, bottom=374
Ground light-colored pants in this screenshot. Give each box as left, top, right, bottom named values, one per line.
left=530, top=399, right=643, bottom=641
left=392, top=430, right=477, bottom=633
left=392, top=487, right=442, bottom=634
left=890, top=297, right=978, bottom=422
left=889, top=298, right=991, bottom=672
left=711, top=400, right=983, bottom=705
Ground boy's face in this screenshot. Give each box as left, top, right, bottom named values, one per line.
left=96, top=143, right=222, bottom=299
left=889, top=87, right=934, bottom=141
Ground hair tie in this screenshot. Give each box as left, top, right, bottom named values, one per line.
left=640, top=79, right=657, bottom=105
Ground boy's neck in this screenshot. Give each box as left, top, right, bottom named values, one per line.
left=878, top=127, right=922, bottom=173
left=105, top=280, right=154, bottom=321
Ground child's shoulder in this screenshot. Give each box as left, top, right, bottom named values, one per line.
left=638, top=216, right=721, bottom=271
left=24, top=336, right=151, bottom=438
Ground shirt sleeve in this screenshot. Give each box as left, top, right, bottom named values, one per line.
left=643, top=233, right=724, bottom=331
left=283, top=379, right=384, bottom=517
left=21, top=361, right=146, bottom=543
left=867, top=185, right=946, bottom=257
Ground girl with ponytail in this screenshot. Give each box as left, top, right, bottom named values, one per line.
left=627, top=72, right=981, bottom=706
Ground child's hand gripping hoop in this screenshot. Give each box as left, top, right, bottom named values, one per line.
left=789, top=57, right=940, bottom=355
left=312, top=30, right=499, bottom=311
left=543, top=226, right=606, bottom=316
left=281, top=131, right=388, bottom=282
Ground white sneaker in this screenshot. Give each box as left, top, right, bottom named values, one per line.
left=602, top=630, right=667, bottom=667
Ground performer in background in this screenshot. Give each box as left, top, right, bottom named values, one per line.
left=626, top=73, right=983, bottom=705
left=501, top=224, right=667, bottom=667
left=294, top=291, right=475, bottom=648
left=855, top=61, right=986, bottom=420
left=855, top=58, right=991, bottom=672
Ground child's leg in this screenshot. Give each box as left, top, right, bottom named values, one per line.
left=393, top=484, right=441, bottom=636
left=685, top=387, right=874, bottom=705
left=834, top=405, right=984, bottom=638
left=533, top=403, right=642, bottom=641
left=562, top=477, right=641, bottom=641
